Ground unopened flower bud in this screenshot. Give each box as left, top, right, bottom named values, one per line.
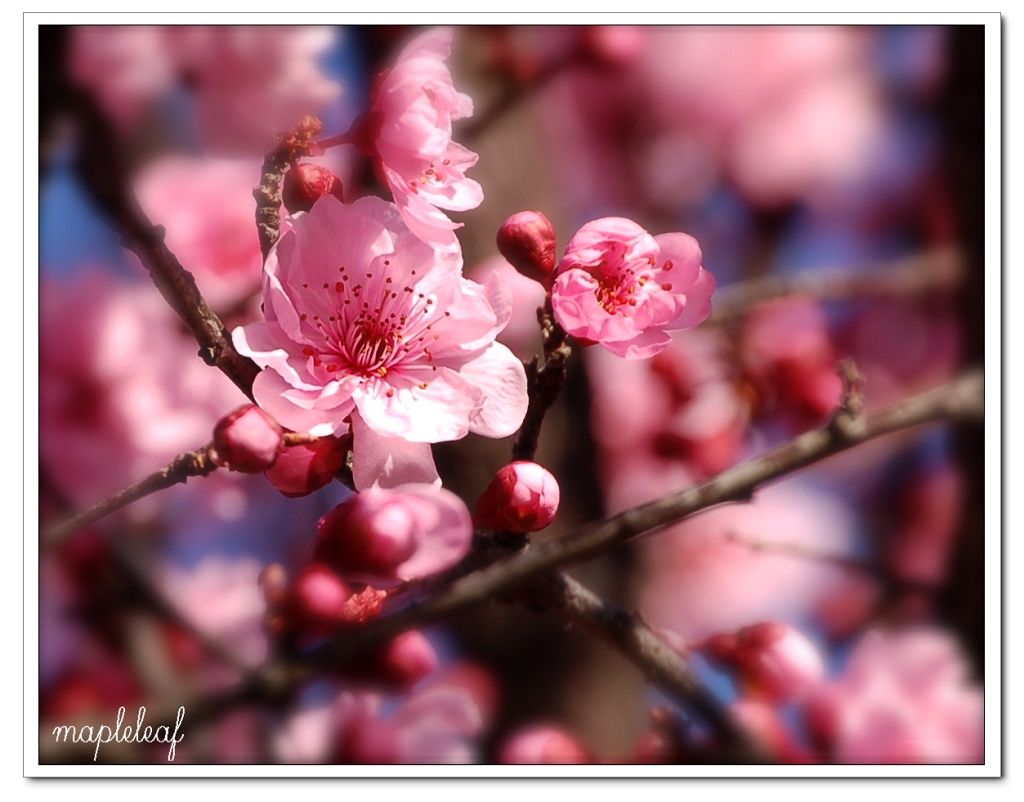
left=336, top=630, right=439, bottom=694
left=475, top=461, right=560, bottom=533
left=496, top=211, right=558, bottom=287
left=264, top=434, right=348, bottom=497
left=283, top=163, right=346, bottom=214
left=287, top=564, right=353, bottom=636
left=316, top=495, right=419, bottom=578
left=211, top=405, right=284, bottom=473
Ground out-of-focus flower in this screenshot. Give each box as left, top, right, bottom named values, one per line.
left=587, top=329, right=748, bottom=510
left=499, top=724, right=592, bottom=764
left=365, top=27, right=482, bottom=251
left=315, top=484, right=473, bottom=585
left=804, top=628, right=983, bottom=763
left=132, top=156, right=265, bottom=310
left=704, top=622, right=826, bottom=703
left=40, top=269, right=245, bottom=510
left=333, top=630, right=439, bottom=694
left=731, top=700, right=814, bottom=764
left=467, top=255, right=546, bottom=361
left=264, top=434, right=348, bottom=498
left=474, top=461, right=560, bottom=533
left=232, top=195, right=527, bottom=490
left=69, top=26, right=341, bottom=156
left=283, top=163, right=346, bottom=214
left=739, top=296, right=843, bottom=430
left=640, top=483, right=861, bottom=642
left=496, top=211, right=559, bottom=287
left=157, top=556, right=269, bottom=679
left=286, top=564, right=355, bottom=636
left=211, top=404, right=284, bottom=473
left=336, top=684, right=485, bottom=764
left=551, top=217, right=715, bottom=359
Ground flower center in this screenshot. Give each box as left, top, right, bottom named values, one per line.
left=594, top=254, right=675, bottom=316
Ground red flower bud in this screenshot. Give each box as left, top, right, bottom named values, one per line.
left=499, top=725, right=592, bottom=764
left=474, top=461, right=560, bottom=533
left=264, top=434, right=348, bottom=497
left=496, top=211, right=558, bottom=287
left=335, top=630, right=439, bottom=694
left=283, top=163, right=346, bottom=214
left=211, top=404, right=284, bottom=473
left=286, top=564, right=353, bottom=636
left=316, top=495, right=419, bottom=579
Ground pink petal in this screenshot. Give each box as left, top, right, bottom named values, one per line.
left=351, top=411, right=441, bottom=490
left=460, top=343, right=529, bottom=439
left=392, top=484, right=473, bottom=580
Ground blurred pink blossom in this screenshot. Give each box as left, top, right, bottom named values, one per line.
left=640, top=483, right=861, bottom=642
left=499, top=724, right=592, bottom=764
left=232, top=195, right=527, bottom=490
left=552, top=218, right=715, bottom=359
left=804, top=628, right=983, bottom=763
left=132, top=156, right=265, bottom=310
left=740, top=296, right=843, bottom=430
left=315, top=484, right=473, bottom=585
left=467, top=255, right=546, bottom=361
left=69, top=26, right=341, bottom=155
left=366, top=27, right=483, bottom=250
left=40, top=269, right=246, bottom=510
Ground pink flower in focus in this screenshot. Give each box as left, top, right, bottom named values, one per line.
left=366, top=27, right=483, bottom=250
left=315, top=484, right=473, bottom=585
left=232, top=195, right=528, bottom=490
left=804, top=629, right=984, bottom=764
left=551, top=218, right=715, bottom=359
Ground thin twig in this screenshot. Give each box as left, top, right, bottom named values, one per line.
left=708, top=248, right=962, bottom=325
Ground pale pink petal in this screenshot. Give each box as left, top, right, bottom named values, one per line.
left=460, top=343, right=529, bottom=438
left=392, top=484, right=474, bottom=580
left=351, top=412, right=440, bottom=491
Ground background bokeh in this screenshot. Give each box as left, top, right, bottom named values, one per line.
left=36, top=24, right=987, bottom=765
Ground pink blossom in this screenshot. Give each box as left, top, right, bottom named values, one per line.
left=132, top=156, right=265, bottom=309
left=69, top=26, right=341, bottom=155
left=315, top=484, right=473, bottom=585
left=232, top=195, right=528, bottom=490
left=551, top=218, right=715, bottom=359
left=336, top=684, right=485, bottom=764
left=366, top=27, right=483, bottom=250
left=174, top=26, right=342, bottom=155
left=467, top=255, right=546, bottom=361
left=705, top=622, right=826, bottom=703
left=640, top=483, right=861, bottom=642
left=40, top=269, right=246, bottom=512
left=474, top=461, right=560, bottom=533
left=499, top=724, right=592, bottom=764
left=804, top=629, right=984, bottom=763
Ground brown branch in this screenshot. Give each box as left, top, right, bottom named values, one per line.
left=305, top=368, right=983, bottom=669
left=511, top=297, right=572, bottom=462
left=520, top=573, right=770, bottom=762
left=708, top=248, right=963, bottom=325
left=70, top=90, right=261, bottom=399
left=42, top=433, right=338, bottom=546
left=43, top=443, right=219, bottom=546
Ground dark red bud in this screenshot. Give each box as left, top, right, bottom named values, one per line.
left=283, top=163, right=346, bottom=214
left=496, top=211, right=558, bottom=287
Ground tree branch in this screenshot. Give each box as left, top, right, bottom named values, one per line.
left=69, top=89, right=261, bottom=399
left=708, top=248, right=962, bottom=325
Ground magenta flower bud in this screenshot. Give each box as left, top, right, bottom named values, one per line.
left=287, top=564, right=353, bottom=636
left=336, top=630, right=439, bottom=694
left=474, top=461, right=560, bottom=533
left=316, top=495, right=419, bottom=578
left=496, top=211, right=558, bottom=287
left=732, top=622, right=825, bottom=703
left=282, top=163, right=346, bottom=214
left=211, top=404, right=284, bottom=473
left=263, top=434, right=348, bottom=497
